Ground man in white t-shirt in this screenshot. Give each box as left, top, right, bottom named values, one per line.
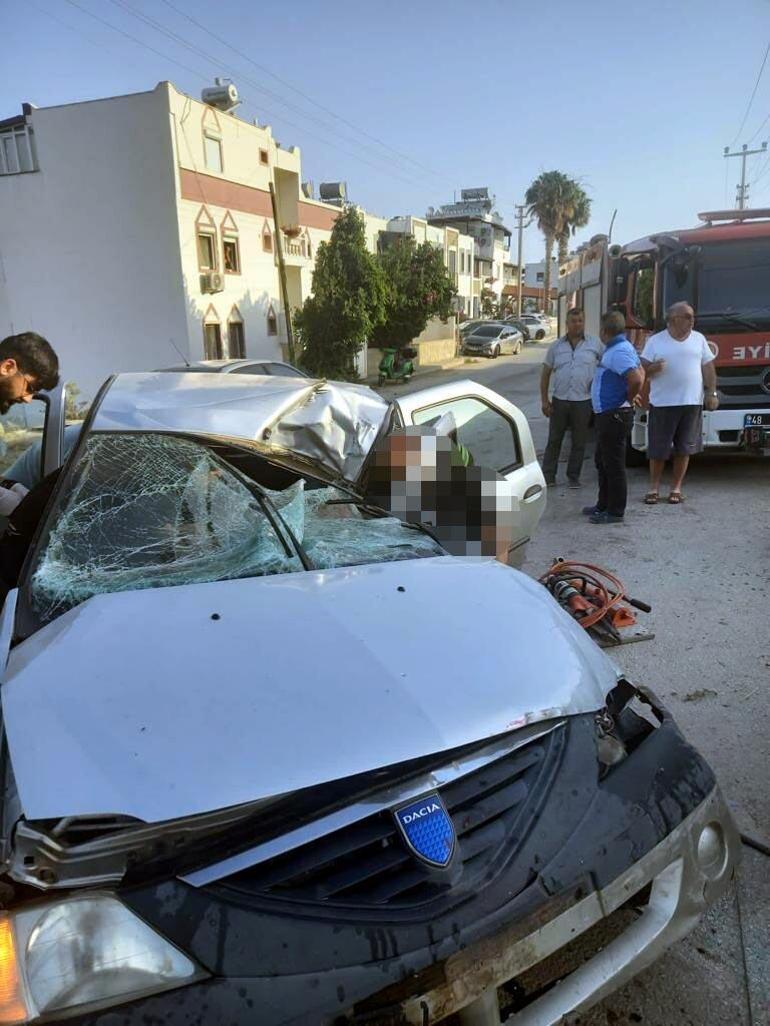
left=640, top=302, right=718, bottom=504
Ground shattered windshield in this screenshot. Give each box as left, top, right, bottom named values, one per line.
left=26, top=432, right=443, bottom=625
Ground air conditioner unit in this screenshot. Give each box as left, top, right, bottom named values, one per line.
left=200, top=272, right=224, bottom=294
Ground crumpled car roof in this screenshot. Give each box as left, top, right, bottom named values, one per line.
left=92, top=372, right=390, bottom=483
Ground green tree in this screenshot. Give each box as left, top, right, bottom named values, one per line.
left=371, top=237, right=456, bottom=349
left=294, top=207, right=386, bottom=379
left=525, top=172, right=592, bottom=309
left=480, top=288, right=498, bottom=318
left=557, top=187, right=591, bottom=265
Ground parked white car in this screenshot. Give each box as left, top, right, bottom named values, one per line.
left=520, top=313, right=550, bottom=340
left=0, top=374, right=737, bottom=1026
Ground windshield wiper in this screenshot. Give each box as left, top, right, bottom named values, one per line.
left=697, top=310, right=761, bottom=331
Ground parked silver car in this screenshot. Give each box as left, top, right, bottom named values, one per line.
left=463, top=322, right=523, bottom=358
left=0, top=374, right=737, bottom=1026
left=158, top=358, right=309, bottom=378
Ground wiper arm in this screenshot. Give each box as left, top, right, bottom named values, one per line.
left=697, top=310, right=760, bottom=331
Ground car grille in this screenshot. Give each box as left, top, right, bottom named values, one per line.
left=717, top=364, right=770, bottom=408
left=219, top=725, right=565, bottom=912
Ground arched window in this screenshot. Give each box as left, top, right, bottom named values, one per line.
left=228, top=305, right=245, bottom=358
left=266, top=303, right=278, bottom=337
left=262, top=220, right=274, bottom=254
left=203, top=304, right=222, bottom=359
left=196, top=206, right=217, bottom=272
left=202, top=107, right=223, bottom=174
left=221, top=211, right=240, bottom=274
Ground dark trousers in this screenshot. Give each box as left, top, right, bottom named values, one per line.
left=542, top=398, right=593, bottom=481
left=594, top=409, right=633, bottom=516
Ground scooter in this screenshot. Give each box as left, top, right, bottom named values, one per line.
left=377, top=346, right=416, bottom=386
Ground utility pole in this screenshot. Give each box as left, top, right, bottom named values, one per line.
left=723, top=141, right=768, bottom=209
left=269, top=180, right=296, bottom=365
left=514, top=204, right=532, bottom=316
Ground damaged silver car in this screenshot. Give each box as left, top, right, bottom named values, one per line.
left=0, top=372, right=738, bottom=1025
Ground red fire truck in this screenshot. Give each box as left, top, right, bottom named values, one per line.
left=557, top=208, right=770, bottom=459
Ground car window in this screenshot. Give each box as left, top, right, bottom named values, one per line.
left=0, top=399, right=48, bottom=484
left=230, top=363, right=267, bottom=375
left=27, top=433, right=303, bottom=623
left=265, top=364, right=306, bottom=378
left=24, top=434, right=443, bottom=626
left=472, top=326, right=502, bottom=338
left=411, top=397, right=521, bottom=473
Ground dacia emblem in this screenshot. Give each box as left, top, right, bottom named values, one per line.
left=393, top=792, right=455, bottom=868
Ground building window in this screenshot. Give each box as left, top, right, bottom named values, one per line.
left=228, top=318, right=245, bottom=358
left=223, top=237, right=240, bottom=273
left=203, top=322, right=222, bottom=359
left=536, top=272, right=544, bottom=283
left=204, top=133, right=223, bottom=173
left=267, top=304, right=278, bottom=336
left=262, top=223, right=274, bottom=253
left=0, top=124, right=36, bottom=175
left=197, top=232, right=217, bottom=271
left=259, top=148, right=269, bottom=166
left=448, top=250, right=457, bottom=275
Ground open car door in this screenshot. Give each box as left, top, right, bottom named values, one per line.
left=393, top=379, right=546, bottom=563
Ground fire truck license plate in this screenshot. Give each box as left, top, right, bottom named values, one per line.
left=744, top=414, right=770, bottom=427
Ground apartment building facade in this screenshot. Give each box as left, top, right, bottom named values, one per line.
left=426, top=188, right=512, bottom=314
left=0, top=81, right=338, bottom=397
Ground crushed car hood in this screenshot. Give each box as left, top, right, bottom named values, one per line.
left=2, top=559, right=616, bottom=824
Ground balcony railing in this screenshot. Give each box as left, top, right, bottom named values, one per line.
left=281, top=231, right=310, bottom=259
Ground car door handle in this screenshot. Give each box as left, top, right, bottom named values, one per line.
left=523, top=484, right=544, bottom=502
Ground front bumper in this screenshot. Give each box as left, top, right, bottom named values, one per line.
left=377, top=784, right=738, bottom=1024
left=703, top=408, right=770, bottom=450
left=59, top=708, right=739, bottom=1026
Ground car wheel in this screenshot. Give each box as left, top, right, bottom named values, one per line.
left=515, top=342, right=522, bottom=355
left=536, top=330, right=545, bottom=340
left=492, top=346, right=500, bottom=359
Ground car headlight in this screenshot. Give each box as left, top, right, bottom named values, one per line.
left=0, top=895, right=206, bottom=1023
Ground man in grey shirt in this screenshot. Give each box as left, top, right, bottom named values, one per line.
left=540, top=307, right=604, bottom=487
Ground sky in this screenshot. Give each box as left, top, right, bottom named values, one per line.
left=3, top=0, right=770, bottom=262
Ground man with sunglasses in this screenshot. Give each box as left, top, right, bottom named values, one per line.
left=0, top=332, right=59, bottom=414
left=640, top=303, right=716, bottom=505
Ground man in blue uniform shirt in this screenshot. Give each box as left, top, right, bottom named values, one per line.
left=585, top=310, right=645, bottom=524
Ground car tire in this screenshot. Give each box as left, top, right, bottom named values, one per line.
left=536, top=330, right=545, bottom=340
left=492, top=346, right=500, bottom=359
left=515, top=342, right=522, bottom=355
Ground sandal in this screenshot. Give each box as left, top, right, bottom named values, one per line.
left=644, top=492, right=659, bottom=505
left=668, top=492, right=684, bottom=504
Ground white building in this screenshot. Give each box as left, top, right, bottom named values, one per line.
left=0, top=81, right=339, bottom=397
left=426, top=189, right=512, bottom=315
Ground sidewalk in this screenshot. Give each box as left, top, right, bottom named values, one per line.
left=364, top=334, right=556, bottom=386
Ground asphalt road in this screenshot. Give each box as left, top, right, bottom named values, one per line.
left=379, top=341, right=770, bottom=1026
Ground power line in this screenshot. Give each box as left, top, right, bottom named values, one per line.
left=748, top=109, right=770, bottom=145
left=107, top=0, right=429, bottom=183
left=731, top=40, right=770, bottom=145
left=158, top=0, right=447, bottom=184
left=53, top=0, right=428, bottom=188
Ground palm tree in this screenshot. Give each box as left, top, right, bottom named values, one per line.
left=525, top=172, right=591, bottom=311
left=558, top=187, right=591, bottom=265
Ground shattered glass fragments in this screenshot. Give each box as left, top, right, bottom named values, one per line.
left=300, top=487, right=444, bottom=569
left=31, top=434, right=302, bottom=617
left=28, top=435, right=445, bottom=621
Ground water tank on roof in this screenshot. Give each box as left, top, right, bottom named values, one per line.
left=319, top=182, right=347, bottom=205
left=202, top=79, right=240, bottom=113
